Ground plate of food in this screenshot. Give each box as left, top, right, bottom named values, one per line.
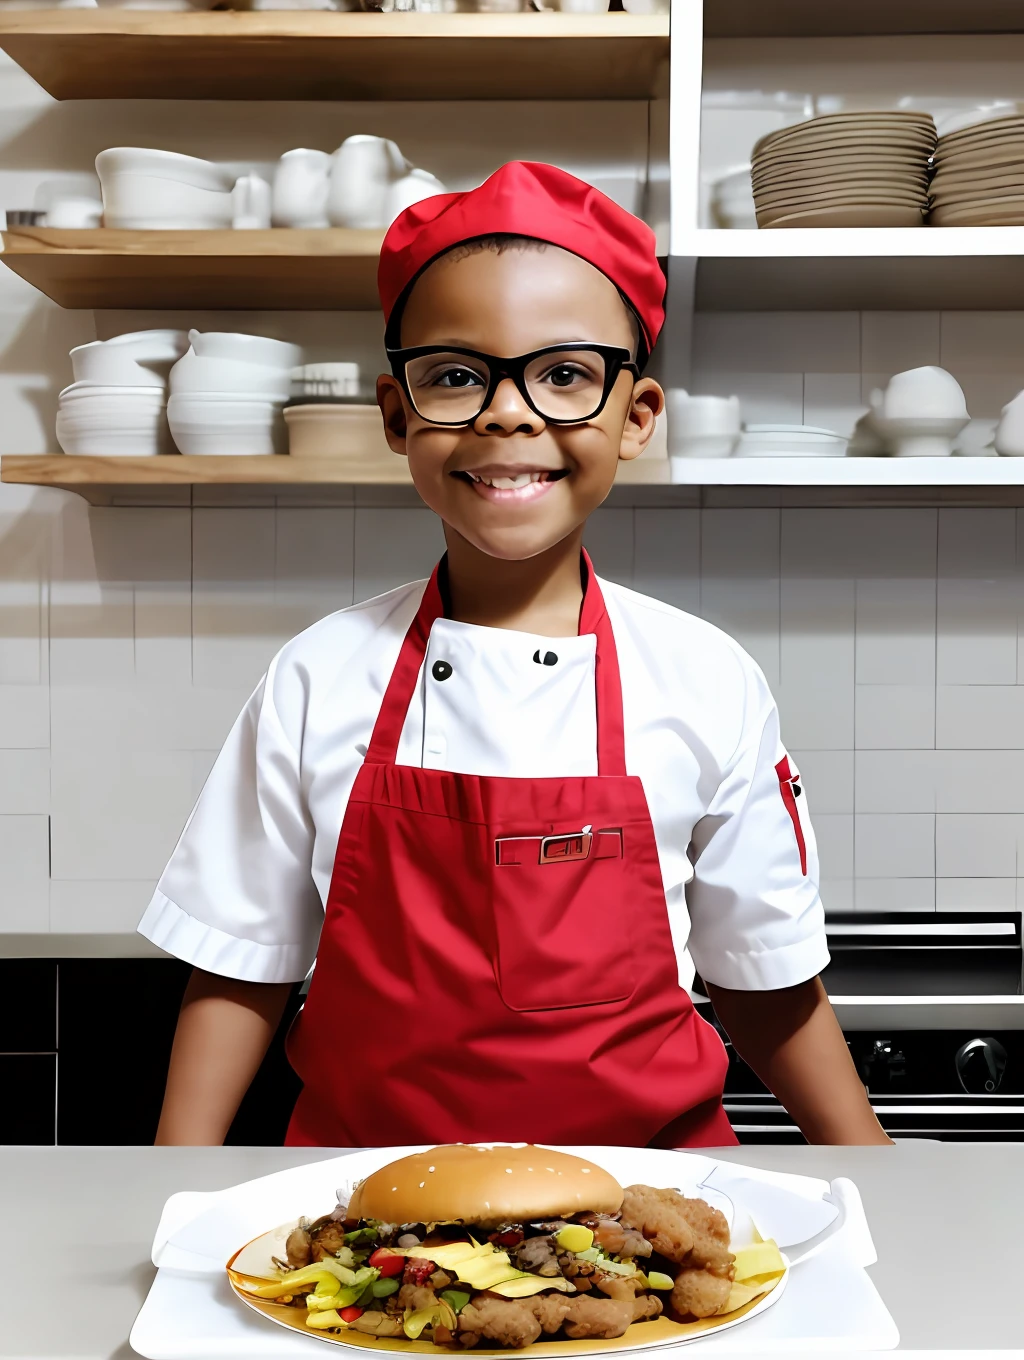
left=225, top=1144, right=790, bottom=1355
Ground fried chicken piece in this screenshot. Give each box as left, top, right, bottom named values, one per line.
left=592, top=1218, right=653, bottom=1259
left=308, top=1219, right=347, bottom=1261
left=529, top=1294, right=573, bottom=1334
left=459, top=1298, right=542, bottom=1348
left=619, top=1185, right=695, bottom=1264
left=285, top=1226, right=312, bottom=1268
left=563, top=1297, right=635, bottom=1340
left=592, top=1269, right=643, bottom=1301
left=632, top=1294, right=663, bottom=1322
left=398, top=1283, right=438, bottom=1312
left=671, top=1267, right=733, bottom=1319
left=350, top=1312, right=406, bottom=1337
left=674, top=1197, right=734, bottom=1272
left=515, top=1235, right=560, bottom=1274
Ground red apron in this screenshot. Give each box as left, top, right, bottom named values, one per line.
left=286, top=555, right=736, bottom=1149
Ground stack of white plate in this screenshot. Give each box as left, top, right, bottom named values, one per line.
left=55, top=329, right=188, bottom=457
left=751, top=111, right=936, bottom=228
left=737, top=424, right=848, bottom=457
left=167, top=331, right=303, bottom=456
left=930, top=116, right=1024, bottom=225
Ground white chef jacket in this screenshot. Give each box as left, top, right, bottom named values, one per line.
left=138, top=576, right=828, bottom=993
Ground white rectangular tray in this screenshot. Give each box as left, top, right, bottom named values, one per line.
left=130, top=1148, right=898, bottom=1357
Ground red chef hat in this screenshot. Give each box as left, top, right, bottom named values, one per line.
left=378, top=161, right=665, bottom=357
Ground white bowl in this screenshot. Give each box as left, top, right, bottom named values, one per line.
left=167, top=393, right=285, bottom=456
left=872, top=415, right=968, bottom=458
left=169, top=350, right=294, bottom=399
left=96, top=148, right=235, bottom=192
left=188, top=330, right=303, bottom=369
left=70, top=330, right=189, bottom=386
left=876, top=366, right=968, bottom=421
left=739, top=424, right=848, bottom=457
left=99, top=172, right=235, bottom=229
left=670, top=393, right=742, bottom=439
left=671, top=434, right=741, bottom=459
left=56, top=388, right=173, bottom=457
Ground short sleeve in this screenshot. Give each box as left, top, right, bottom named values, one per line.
left=137, top=656, right=323, bottom=984
left=685, top=660, right=829, bottom=992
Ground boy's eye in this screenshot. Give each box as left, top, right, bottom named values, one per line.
left=546, top=364, right=587, bottom=388
left=433, top=366, right=485, bottom=389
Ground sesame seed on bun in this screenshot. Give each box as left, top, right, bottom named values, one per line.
left=347, top=1144, right=623, bottom=1230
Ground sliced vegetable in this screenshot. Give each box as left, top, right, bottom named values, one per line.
left=403, top=1299, right=458, bottom=1341
left=369, top=1249, right=406, bottom=1277
left=555, top=1225, right=594, bottom=1253
left=594, top=1258, right=636, bottom=1277
left=242, top=1262, right=353, bottom=1299
left=340, top=1306, right=364, bottom=1323
left=731, top=1241, right=785, bottom=1279
left=439, top=1289, right=471, bottom=1314
left=646, top=1271, right=675, bottom=1292
left=356, top=1283, right=376, bottom=1308
left=344, top=1226, right=380, bottom=1245
left=306, top=1284, right=364, bottom=1312
left=576, top=1247, right=601, bottom=1263
left=372, top=1277, right=400, bottom=1298
left=305, top=1309, right=346, bottom=1331
left=490, top=1275, right=576, bottom=1299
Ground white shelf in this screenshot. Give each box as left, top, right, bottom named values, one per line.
left=669, top=457, right=1024, bottom=486
left=672, top=228, right=1024, bottom=310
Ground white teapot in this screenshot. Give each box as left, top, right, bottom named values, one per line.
left=273, top=137, right=447, bottom=231
left=327, top=135, right=411, bottom=228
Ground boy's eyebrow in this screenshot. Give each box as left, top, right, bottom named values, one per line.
left=394, top=337, right=624, bottom=352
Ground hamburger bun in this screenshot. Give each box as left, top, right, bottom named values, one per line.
left=347, top=1144, right=623, bottom=1230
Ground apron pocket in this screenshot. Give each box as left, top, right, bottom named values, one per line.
left=490, top=829, right=636, bottom=1011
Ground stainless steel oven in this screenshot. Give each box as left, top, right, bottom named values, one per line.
left=694, top=911, right=1024, bottom=1142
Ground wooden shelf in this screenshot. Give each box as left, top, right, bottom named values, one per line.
left=1, top=454, right=669, bottom=505
left=668, top=457, right=1024, bottom=487
left=0, top=11, right=669, bottom=102
left=0, top=227, right=384, bottom=310
left=673, top=228, right=1024, bottom=310
left=704, top=0, right=1024, bottom=38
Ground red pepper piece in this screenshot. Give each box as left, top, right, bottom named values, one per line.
left=368, top=1249, right=405, bottom=1277
left=340, top=1306, right=364, bottom=1323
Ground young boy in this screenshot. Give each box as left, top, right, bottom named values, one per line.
left=144, top=162, right=889, bottom=1148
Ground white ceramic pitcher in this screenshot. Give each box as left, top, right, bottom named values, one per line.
left=327, top=135, right=411, bottom=229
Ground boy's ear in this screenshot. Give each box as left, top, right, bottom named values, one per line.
left=377, top=375, right=409, bottom=456
left=619, top=378, right=665, bottom=463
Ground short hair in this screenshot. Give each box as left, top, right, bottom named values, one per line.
left=387, top=233, right=645, bottom=364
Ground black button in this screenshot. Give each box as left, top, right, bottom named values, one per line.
left=431, top=660, right=453, bottom=681
left=532, top=650, right=558, bottom=666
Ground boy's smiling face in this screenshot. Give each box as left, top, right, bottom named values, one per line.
left=377, top=241, right=665, bottom=562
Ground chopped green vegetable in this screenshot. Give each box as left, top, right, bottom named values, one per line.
left=356, top=1283, right=376, bottom=1308
left=242, top=1260, right=356, bottom=1299
left=555, top=1225, right=594, bottom=1254
left=577, top=1247, right=601, bottom=1263
left=372, top=1277, right=400, bottom=1298
left=646, top=1271, right=674, bottom=1291
left=306, top=1284, right=365, bottom=1312
left=344, top=1226, right=380, bottom=1246
left=439, top=1289, right=471, bottom=1314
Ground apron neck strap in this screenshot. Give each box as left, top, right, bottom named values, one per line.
left=364, top=549, right=627, bottom=776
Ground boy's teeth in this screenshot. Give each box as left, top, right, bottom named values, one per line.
left=474, top=472, right=545, bottom=488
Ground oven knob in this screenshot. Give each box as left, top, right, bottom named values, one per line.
left=859, top=1038, right=907, bottom=1091
left=955, top=1036, right=1007, bottom=1094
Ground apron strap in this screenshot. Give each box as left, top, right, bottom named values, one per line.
left=363, top=549, right=627, bottom=776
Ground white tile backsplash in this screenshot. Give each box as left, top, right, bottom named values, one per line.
left=856, top=685, right=935, bottom=751
left=0, top=814, right=49, bottom=932
left=10, top=298, right=1024, bottom=929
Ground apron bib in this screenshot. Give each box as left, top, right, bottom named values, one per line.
left=285, top=554, right=736, bottom=1149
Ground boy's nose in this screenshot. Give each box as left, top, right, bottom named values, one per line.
left=474, top=377, right=545, bottom=436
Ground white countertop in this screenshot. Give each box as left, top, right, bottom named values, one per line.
left=1, top=1144, right=1022, bottom=1357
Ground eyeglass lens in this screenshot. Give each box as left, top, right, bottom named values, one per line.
left=404, top=349, right=610, bottom=423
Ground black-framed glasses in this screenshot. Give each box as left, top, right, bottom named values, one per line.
left=386, top=343, right=639, bottom=427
